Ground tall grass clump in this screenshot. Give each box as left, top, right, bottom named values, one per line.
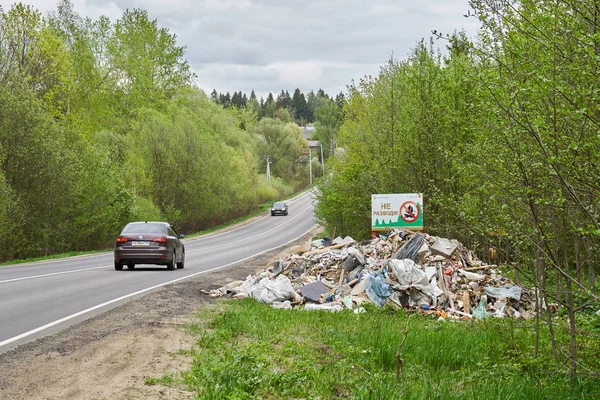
left=180, top=300, right=600, bottom=399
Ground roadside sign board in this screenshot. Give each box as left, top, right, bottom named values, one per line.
left=371, top=193, right=423, bottom=231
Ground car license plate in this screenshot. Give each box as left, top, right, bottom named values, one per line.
left=131, top=241, right=150, bottom=246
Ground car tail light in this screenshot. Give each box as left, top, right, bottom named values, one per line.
left=116, top=236, right=128, bottom=243
left=152, top=237, right=168, bottom=243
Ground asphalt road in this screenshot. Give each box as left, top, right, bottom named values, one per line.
left=0, top=191, right=317, bottom=355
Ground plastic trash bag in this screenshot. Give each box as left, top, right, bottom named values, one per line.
left=387, top=259, right=433, bottom=297
left=364, top=273, right=393, bottom=307
left=247, top=275, right=302, bottom=304
left=473, top=295, right=490, bottom=319
left=458, top=269, right=485, bottom=282
left=271, top=300, right=292, bottom=310
left=484, top=286, right=522, bottom=301
left=392, top=234, right=424, bottom=262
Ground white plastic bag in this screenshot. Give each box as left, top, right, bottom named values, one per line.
left=304, top=303, right=344, bottom=312
left=247, top=275, right=302, bottom=304
left=484, top=286, right=522, bottom=300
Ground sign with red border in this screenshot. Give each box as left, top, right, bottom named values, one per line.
left=371, top=193, right=423, bottom=231
left=400, top=201, right=420, bottom=223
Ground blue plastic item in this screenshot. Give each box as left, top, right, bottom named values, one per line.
left=364, top=273, right=393, bottom=307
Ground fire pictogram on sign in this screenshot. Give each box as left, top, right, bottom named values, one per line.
left=400, top=201, right=420, bottom=223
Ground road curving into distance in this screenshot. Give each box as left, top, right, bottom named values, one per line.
left=0, top=191, right=317, bottom=355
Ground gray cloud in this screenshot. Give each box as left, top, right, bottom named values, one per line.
left=27, top=0, right=480, bottom=97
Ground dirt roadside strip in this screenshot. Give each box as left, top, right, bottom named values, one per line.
left=0, top=227, right=322, bottom=400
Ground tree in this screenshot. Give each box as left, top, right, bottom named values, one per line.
left=231, top=91, right=241, bottom=108
left=108, top=8, right=195, bottom=116
left=276, top=90, right=291, bottom=110
left=313, top=97, right=341, bottom=158
left=306, top=90, right=317, bottom=122
left=253, top=118, right=308, bottom=181
left=220, top=91, right=231, bottom=108
left=335, top=92, right=345, bottom=111
left=0, top=4, right=73, bottom=117
left=292, top=88, right=309, bottom=124
left=263, top=92, right=276, bottom=118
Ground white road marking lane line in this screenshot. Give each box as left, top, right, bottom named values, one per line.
left=0, top=266, right=108, bottom=285
left=0, top=224, right=318, bottom=350
left=187, top=203, right=314, bottom=253
left=0, top=253, right=112, bottom=268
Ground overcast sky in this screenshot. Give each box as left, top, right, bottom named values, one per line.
left=23, top=0, right=480, bottom=100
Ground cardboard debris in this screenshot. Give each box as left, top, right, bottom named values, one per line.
left=205, top=229, right=535, bottom=319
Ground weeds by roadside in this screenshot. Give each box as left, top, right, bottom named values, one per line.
left=147, top=299, right=600, bottom=399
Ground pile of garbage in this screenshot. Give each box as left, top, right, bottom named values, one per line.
left=203, top=229, right=536, bottom=320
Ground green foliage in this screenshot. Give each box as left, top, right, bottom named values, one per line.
left=315, top=0, right=600, bottom=382
left=313, top=96, right=342, bottom=159
left=0, top=2, right=310, bottom=261
left=0, top=76, right=81, bottom=257
left=254, top=175, right=294, bottom=205
left=253, top=118, right=309, bottom=184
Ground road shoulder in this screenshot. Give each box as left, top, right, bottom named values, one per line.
left=0, top=228, right=320, bottom=400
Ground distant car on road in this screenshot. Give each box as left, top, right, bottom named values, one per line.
left=271, top=201, right=289, bottom=216
left=114, top=221, right=185, bottom=271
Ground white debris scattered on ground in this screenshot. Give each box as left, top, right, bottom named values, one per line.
left=202, top=229, right=536, bottom=320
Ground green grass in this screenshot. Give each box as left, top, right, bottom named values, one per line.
left=173, top=300, right=600, bottom=400
left=144, top=374, right=175, bottom=386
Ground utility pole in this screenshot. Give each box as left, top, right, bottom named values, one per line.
left=264, top=156, right=271, bottom=184
left=309, top=147, right=312, bottom=185
left=320, top=143, right=324, bottom=176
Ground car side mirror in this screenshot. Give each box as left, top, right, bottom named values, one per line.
left=178, top=233, right=185, bottom=239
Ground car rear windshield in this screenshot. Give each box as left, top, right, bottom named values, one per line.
left=122, top=223, right=167, bottom=235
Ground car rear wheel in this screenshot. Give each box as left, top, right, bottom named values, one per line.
left=177, top=251, right=185, bottom=269
left=114, top=262, right=123, bottom=271
left=127, top=263, right=135, bottom=270
left=167, top=251, right=175, bottom=270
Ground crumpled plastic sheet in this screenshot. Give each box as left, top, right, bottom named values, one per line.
left=346, top=247, right=366, bottom=265
left=458, top=269, right=485, bottom=282
left=364, top=273, right=393, bottom=307
left=387, top=259, right=435, bottom=298
left=484, top=286, right=522, bottom=301
left=304, top=303, right=344, bottom=312
left=392, top=233, right=425, bottom=262
left=271, top=300, right=292, bottom=310
left=473, top=296, right=490, bottom=318
left=240, top=275, right=302, bottom=304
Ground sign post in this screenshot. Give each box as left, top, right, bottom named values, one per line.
left=371, top=193, right=423, bottom=232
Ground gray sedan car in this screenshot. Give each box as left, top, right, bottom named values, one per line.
left=270, top=201, right=288, bottom=216
left=114, top=221, right=185, bottom=270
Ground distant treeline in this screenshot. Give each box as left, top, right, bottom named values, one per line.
left=210, top=88, right=345, bottom=125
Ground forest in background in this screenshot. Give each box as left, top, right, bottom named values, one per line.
left=314, top=0, right=600, bottom=380
left=0, top=0, right=342, bottom=261
left=210, top=87, right=346, bottom=127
